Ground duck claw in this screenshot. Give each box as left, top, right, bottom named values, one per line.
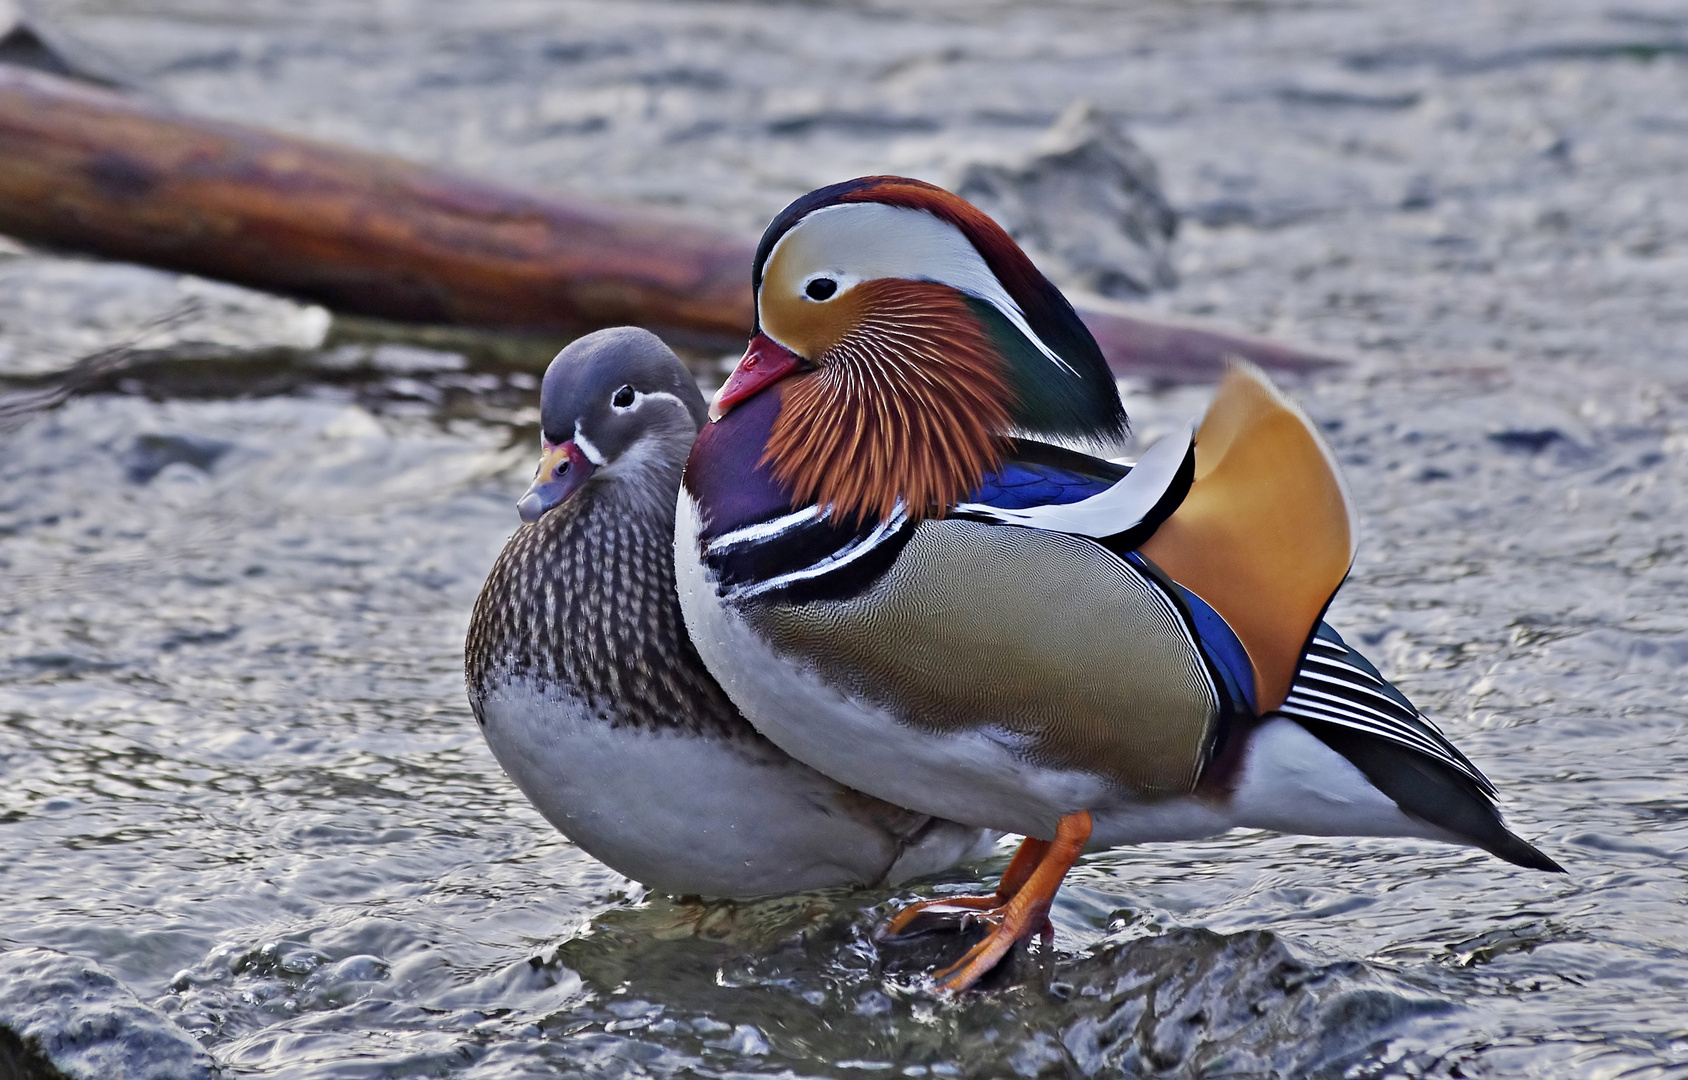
left=877, top=894, right=1001, bottom=940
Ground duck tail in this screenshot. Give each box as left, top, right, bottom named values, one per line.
left=1299, top=717, right=1564, bottom=873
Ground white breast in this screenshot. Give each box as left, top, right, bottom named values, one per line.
left=674, top=493, right=1117, bottom=839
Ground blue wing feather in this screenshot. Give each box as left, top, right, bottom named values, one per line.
left=957, top=428, right=1194, bottom=544
left=967, top=460, right=1118, bottom=509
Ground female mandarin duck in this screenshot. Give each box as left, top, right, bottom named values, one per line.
left=674, top=177, right=1562, bottom=991
left=466, top=327, right=995, bottom=899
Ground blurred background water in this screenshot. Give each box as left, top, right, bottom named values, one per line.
left=1, top=1, right=1686, bottom=1076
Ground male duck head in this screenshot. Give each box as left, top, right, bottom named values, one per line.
left=519, top=327, right=708, bottom=524
left=709, top=176, right=1128, bottom=524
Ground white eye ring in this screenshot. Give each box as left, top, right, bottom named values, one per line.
left=799, top=272, right=859, bottom=302
left=611, top=385, right=637, bottom=412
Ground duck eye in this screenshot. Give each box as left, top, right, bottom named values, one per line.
left=612, top=385, right=635, bottom=408
left=804, top=277, right=838, bottom=301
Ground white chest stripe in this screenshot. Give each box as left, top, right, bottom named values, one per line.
left=720, top=503, right=910, bottom=602
left=704, top=506, right=824, bottom=554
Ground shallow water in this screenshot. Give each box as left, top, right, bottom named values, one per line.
left=2, top=0, right=1687, bottom=1076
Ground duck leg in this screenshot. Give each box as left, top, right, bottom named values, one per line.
left=880, top=835, right=1052, bottom=938
left=929, top=810, right=1092, bottom=993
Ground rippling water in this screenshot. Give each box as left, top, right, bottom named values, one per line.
left=2, top=1, right=1687, bottom=1076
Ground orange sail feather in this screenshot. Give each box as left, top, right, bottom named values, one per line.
left=1140, top=362, right=1357, bottom=712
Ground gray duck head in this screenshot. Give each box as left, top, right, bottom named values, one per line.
left=518, top=327, right=707, bottom=523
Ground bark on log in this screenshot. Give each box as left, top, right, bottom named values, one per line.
left=0, top=64, right=1339, bottom=378
left=0, top=65, right=753, bottom=343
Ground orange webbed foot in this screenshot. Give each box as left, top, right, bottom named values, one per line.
left=878, top=836, right=1052, bottom=940
left=879, top=893, right=1004, bottom=938
left=875, top=812, right=1091, bottom=994
left=927, top=811, right=1090, bottom=993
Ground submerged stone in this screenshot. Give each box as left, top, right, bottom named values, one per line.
left=537, top=892, right=1453, bottom=1077
left=0, top=948, right=218, bottom=1080
left=121, top=433, right=235, bottom=484
left=1047, top=927, right=1450, bottom=1077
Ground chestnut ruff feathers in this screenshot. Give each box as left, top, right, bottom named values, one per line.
left=764, top=279, right=1012, bottom=524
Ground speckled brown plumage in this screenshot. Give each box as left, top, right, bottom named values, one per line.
left=465, top=477, right=751, bottom=741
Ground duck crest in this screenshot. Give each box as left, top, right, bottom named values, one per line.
left=767, top=279, right=1013, bottom=524
left=753, top=175, right=1126, bottom=446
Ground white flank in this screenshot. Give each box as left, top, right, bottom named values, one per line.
left=674, top=493, right=1472, bottom=860
left=676, top=494, right=1113, bottom=838
left=1229, top=717, right=1440, bottom=839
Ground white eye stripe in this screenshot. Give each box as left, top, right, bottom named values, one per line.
left=767, top=202, right=1076, bottom=375
left=572, top=422, right=607, bottom=466
left=633, top=390, right=690, bottom=412
left=610, top=388, right=690, bottom=414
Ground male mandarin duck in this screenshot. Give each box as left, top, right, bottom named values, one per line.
left=673, top=177, right=1562, bottom=991
left=465, top=327, right=996, bottom=899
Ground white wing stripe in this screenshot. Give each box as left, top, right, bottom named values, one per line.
left=953, top=423, right=1193, bottom=539
left=1281, top=679, right=1492, bottom=790
left=1279, top=696, right=1486, bottom=782
left=1281, top=693, right=1449, bottom=760
left=1294, top=669, right=1430, bottom=720
left=1283, top=684, right=1446, bottom=750
left=1279, top=698, right=1432, bottom=749
left=1300, top=654, right=1388, bottom=688
left=1278, top=701, right=1471, bottom=775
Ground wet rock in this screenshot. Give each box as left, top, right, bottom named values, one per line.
left=538, top=894, right=1451, bottom=1077
left=311, top=342, right=468, bottom=374
left=121, top=433, right=234, bottom=483
left=955, top=101, right=1178, bottom=298
left=0, top=947, right=219, bottom=1080
left=0, top=2, right=131, bottom=88
left=1276, top=85, right=1423, bottom=110
left=1048, top=928, right=1448, bottom=1077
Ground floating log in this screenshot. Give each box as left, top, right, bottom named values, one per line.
left=0, top=65, right=753, bottom=344
left=1075, top=298, right=1339, bottom=383
left=0, top=64, right=1339, bottom=378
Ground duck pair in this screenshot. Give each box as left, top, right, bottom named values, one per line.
left=468, top=177, right=1560, bottom=993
